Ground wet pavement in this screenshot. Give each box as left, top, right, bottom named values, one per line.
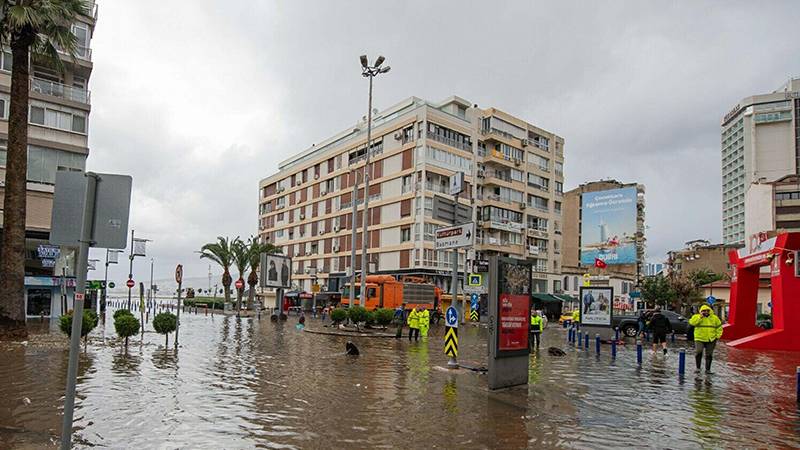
left=1, top=302, right=799, bottom=449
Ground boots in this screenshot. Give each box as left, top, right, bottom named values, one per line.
left=705, top=355, right=713, bottom=374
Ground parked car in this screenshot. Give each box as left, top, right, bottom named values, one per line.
left=613, top=310, right=690, bottom=337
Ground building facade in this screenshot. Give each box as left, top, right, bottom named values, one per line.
left=560, top=179, right=645, bottom=310
left=665, top=240, right=738, bottom=277
left=258, top=96, right=565, bottom=294
left=744, top=174, right=800, bottom=239
left=0, top=2, right=97, bottom=317
left=721, top=77, right=800, bottom=245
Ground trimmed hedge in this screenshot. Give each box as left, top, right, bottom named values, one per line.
left=330, top=308, right=347, bottom=324
left=183, top=298, right=225, bottom=310
left=59, top=309, right=98, bottom=338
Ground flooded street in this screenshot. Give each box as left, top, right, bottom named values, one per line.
left=2, top=303, right=799, bottom=449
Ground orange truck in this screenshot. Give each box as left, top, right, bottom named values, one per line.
left=341, top=275, right=441, bottom=311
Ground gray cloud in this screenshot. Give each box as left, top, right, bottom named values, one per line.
left=85, top=0, right=800, bottom=287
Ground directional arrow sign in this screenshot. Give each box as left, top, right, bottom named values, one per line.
left=435, top=222, right=475, bottom=250
left=445, top=306, right=459, bottom=328
left=444, top=326, right=458, bottom=357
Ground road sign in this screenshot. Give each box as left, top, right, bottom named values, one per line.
left=472, top=259, right=489, bottom=273
left=468, top=274, right=482, bottom=286
left=435, top=223, right=475, bottom=250
left=108, top=282, right=116, bottom=289
left=126, top=279, right=135, bottom=289
left=470, top=310, right=479, bottom=321
left=312, top=283, right=321, bottom=293
left=449, top=171, right=465, bottom=195
left=470, top=292, right=479, bottom=306
left=444, top=326, right=458, bottom=357
left=235, top=279, right=245, bottom=290
left=75, top=293, right=84, bottom=302
left=706, top=295, right=716, bottom=305
left=445, top=306, right=458, bottom=328
left=175, top=264, right=183, bottom=284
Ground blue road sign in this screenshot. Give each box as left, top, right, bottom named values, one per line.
left=706, top=295, right=716, bottom=305
left=446, top=306, right=458, bottom=328
left=470, top=293, right=478, bottom=308
left=768, top=301, right=772, bottom=308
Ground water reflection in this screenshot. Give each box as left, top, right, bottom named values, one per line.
left=0, top=306, right=799, bottom=448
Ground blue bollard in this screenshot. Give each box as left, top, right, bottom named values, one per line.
left=577, top=330, right=582, bottom=347
left=636, top=341, right=643, bottom=366
left=611, top=340, right=617, bottom=359
left=595, top=334, right=600, bottom=355
left=563, top=321, right=567, bottom=329
left=615, top=327, right=620, bottom=341
left=679, top=349, right=686, bottom=376
left=584, top=333, right=589, bottom=350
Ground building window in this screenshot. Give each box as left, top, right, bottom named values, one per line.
left=555, top=181, right=563, bottom=195
left=0, top=141, right=86, bottom=184
left=401, top=227, right=411, bottom=242
left=29, top=102, right=87, bottom=134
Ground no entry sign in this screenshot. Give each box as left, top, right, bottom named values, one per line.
left=235, top=279, right=244, bottom=290
left=126, top=279, right=135, bottom=289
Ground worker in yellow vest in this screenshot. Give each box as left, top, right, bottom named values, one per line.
left=407, top=307, right=420, bottom=341
left=418, top=308, right=431, bottom=338
left=571, top=309, right=580, bottom=326
left=530, top=310, right=544, bottom=350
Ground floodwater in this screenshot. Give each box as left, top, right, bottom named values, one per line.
left=1, top=301, right=799, bottom=449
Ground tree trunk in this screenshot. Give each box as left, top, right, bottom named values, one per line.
left=247, top=270, right=257, bottom=310
left=0, top=33, right=34, bottom=339
left=165, top=334, right=168, bottom=347
left=222, top=270, right=232, bottom=309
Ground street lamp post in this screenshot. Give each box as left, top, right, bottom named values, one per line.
left=126, top=230, right=151, bottom=309
left=357, top=54, right=390, bottom=307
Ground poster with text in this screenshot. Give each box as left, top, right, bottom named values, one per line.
left=580, top=187, right=638, bottom=265
left=579, top=287, right=613, bottom=326
left=498, top=294, right=530, bottom=351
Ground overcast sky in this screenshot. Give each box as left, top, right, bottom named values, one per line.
left=85, top=0, right=800, bottom=287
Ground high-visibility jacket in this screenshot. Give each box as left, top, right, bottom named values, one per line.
left=418, top=309, right=430, bottom=328
left=407, top=308, right=420, bottom=329
left=530, top=315, right=543, bottom=332
left=688, top=305, right=723, bottom=342
left=572, top=310, right=580, bottom=323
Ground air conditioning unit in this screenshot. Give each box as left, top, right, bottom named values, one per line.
left=477, top=170, right=485, bottom=178
left=394, top=132, right=402, bottom=140
left=520, top=202, right=526, bottom=210
left=333, top=243, right=340, bottom=252
left=318, top=228, right=325, bottom=235
left=278, top=186, right=285, bottom=193
left=521, top=139, right=529, bottom=147
left=299, top=213, right=305, bottom=220
left=305, top=268, right=311, bottom=274
left=320, top=187, right=327, bottom=195
left=315, top=173, right=320, bottom=180
left=333, top=225, right=340, bottom=232
left=514, top=158, right=522, bottom=166
left=277, top=204, right=285, bottom=210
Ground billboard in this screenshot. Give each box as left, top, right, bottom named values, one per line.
left=260, top=254, right=292, bottom=289
left=580, top=187, right=638, bottom=265
left=495, top=259, right=531, bottom=357
left=579, top=286, right=613, bottom=326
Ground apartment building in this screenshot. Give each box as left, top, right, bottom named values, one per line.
left=745, top=174, right=800, bottom=238
left=721, top=77, right=800, bottom=245
left=0, top=2, right=98, bottom=317
left=257, top=96, right=564, bottom=294
left=665, top=240, right=738, bottom=277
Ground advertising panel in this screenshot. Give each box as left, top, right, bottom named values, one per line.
left=260, top=254, right=292, bottom=289
left=580, top=187, right=638, bottom=265
left=496, top=260, right=531, bottom=356
left=579, top=286, right=613, bottom=326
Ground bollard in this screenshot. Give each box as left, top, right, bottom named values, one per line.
left=679, top=349, right=686, bottom=376
left=577, top=330, right=582, bottom=347
left=563, top=321, right=567, bottom=329
left=584, top=333, right=589, bottom=350
left=567, top=327, right=572, bottom=342
left=611, top=339, right=617, bottom=359
left=636, top=341, right=643, bottom=366
left=796, top=366, right=799, bottom=403
left=595, top=334, right=600, bottom=355
left=205, top=306, right=208, bottom=316
left=615, top=327, right=620, bottom=341
left=671, top=332, right=676, bottom=343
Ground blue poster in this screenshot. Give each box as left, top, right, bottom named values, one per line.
left=580, top=187, right=638, bottom=265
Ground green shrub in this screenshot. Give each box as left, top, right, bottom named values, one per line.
left=113, top=309, right=134, bottom=320
left=365, top=310, right=377, bottom=327
left=330, top=308, right=347, bottom=324
left=153, top=312, right=178, bottom=347
left=347, top=306, right=368, bottom=324
left=374, top=308, right=394, bottom=326
left=114, top=314, right=140, bottom=348
left=59, top=309, right=98, bottom=338
left=756, top=313, right=772, bottom=321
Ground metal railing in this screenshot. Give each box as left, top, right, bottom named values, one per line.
left=30, top=78, right=90, bottom=104
left=426, top=131, right=472, bottom=152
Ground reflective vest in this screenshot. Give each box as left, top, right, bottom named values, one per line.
left=407, top=309, right=420, bottom=328
left=572, top=310, right=580, bottom=322
left=530, top=315, right=543, bottom=332
left=689, top=307, right=723, bottom=342
left=418, top=309, right=430, bottom=328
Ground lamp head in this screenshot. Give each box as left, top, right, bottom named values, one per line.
left=374, top=55, right=385, bottom=67
left=380, top=65, right=391, bottom=73
left=360, top=55, right=368, bottom=68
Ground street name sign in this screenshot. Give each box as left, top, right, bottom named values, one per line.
left=435, top=222, right=475, bottom=250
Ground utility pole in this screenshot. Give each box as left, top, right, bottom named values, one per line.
left=149, top=258, right=154, bottom=309
left=127, top=229, right=134, bottom=309
left=359, top=54, right=390, bottom=307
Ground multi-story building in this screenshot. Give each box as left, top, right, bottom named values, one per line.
left=721, top=77, right=800, bottom=245
left=258, top=96, right=565, bottom=294
left=560, top=180, right=645, bottom=310
left=0, top=2, right=97, bottom=317
left=744, top=174, right=800, bottom=238
left=665, top=240, right=739, bottom=277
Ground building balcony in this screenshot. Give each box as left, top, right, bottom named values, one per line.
left=31, top=78, right=90, bottom=104
left=526, top=228, right=548, bottom=239
left=426, top=131, right=472, bottom=152
left=479, top=219, right=524, bottom=233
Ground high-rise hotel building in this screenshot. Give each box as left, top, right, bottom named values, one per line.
left=258, top=96, right=565, bottom=294
left=0, top=2, right=97, bottom=317
left=721, top=77, right=800, bottom=245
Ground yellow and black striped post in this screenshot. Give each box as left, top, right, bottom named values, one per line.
left=444, top=326, right=458, bottom=358
left=470, top=309, right=479, bottom=321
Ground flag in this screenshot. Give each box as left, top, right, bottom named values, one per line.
left=594, top=258, right=607, bottom=269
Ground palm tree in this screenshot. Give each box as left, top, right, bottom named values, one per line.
left=199, top=237, right=236, bottom=311
left=0, top=0, right=91, bottom=337
left=245, top=237, right=280, bottom=310
left=230, top=238, right=249, bottom=316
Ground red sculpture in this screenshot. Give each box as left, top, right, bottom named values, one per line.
left=724, top=232, right=800, bottom=351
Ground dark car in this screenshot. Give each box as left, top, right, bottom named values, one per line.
left=613, top=310, right=690, bottom=338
